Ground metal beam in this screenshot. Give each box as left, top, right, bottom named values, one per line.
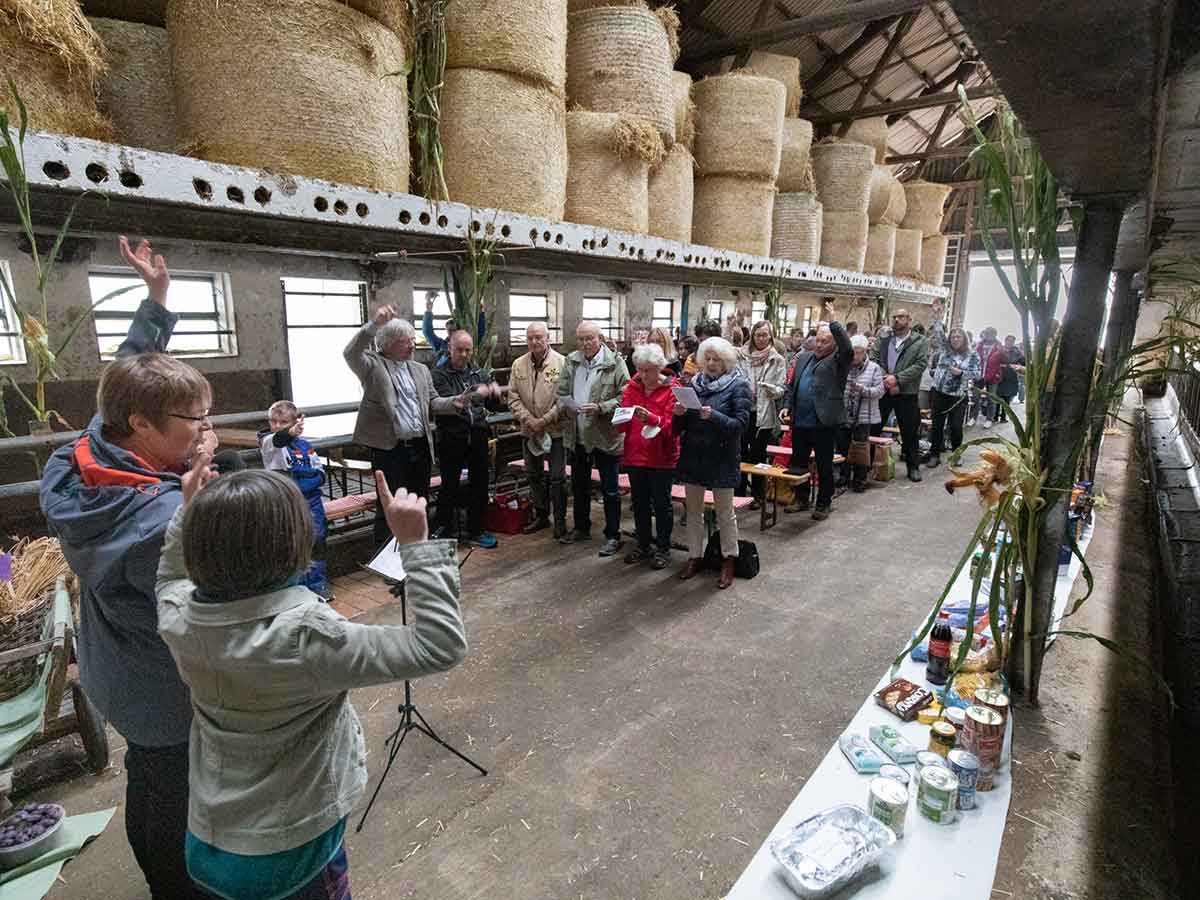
left=807, top=33, right=958, bottom=103
left=680, top=0, right=930, bottom=66
left=803, top=17, right=899, bottom=95
left=914, top=97, right=960, bottom=178
left=733, top=0, right=777, bottom=68
left=806, top=85, right=999, bottom=125
left=837, top=12, right=919, bottom=137
left=886, top=57, right=980, bottom=124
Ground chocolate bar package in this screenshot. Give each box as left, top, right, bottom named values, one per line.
left=874, top=678, right=934, bottom=721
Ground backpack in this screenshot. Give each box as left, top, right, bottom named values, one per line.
left=703, top=532, right=760, bottom=579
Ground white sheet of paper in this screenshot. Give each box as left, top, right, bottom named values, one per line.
left=559, top=395, right=580, bottom=412
left=366, top=538, right=407, bottom=582
left=611, top=406, right=635, bottom=425
left=671, top=385, right=702, bottom=409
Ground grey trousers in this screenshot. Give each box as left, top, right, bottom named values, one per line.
left=523, top=436, right=566, bottom=524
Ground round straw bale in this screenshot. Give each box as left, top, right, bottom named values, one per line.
left=168, top=0, right=408, bottom=192
left=770, top=192, right=822, bottom=264
left=867, top=165, right=908, bottom=225
left=648, top=144, right=694, bottom=244
left=341, top=1, right=409, bottom=38
left=901, top=180, right=953, bottom=236
left=671, top=71, right=696, bottom=150
left=90, top=17, right=176, bottom=152
left=893, top=227, right=924, bottom=278
left=843, top=116, right=890, bottom=164
left=566, top=110, right=656, bottom=233
left=810, top=139, right=874, bottom=214
left=567, top=5, right=675, bottom=146
left=720, top=51, right=802, bottom=117
left=655, top=4, right=680, bottom=63
left=921, top=234, right=951, bottom=286
left=864, top=223, right=897, bottom=275
left=819, top=210, right=869, bottom=272
left=446, top=0, right=566, bottom=95
left=777, top=119, right=814, bottom=192
left=0, top=0, right=113, bottom=140
left=692, top=175, right=775, bottom=256
left=692, top=73, right=785, bottom=180
left=442, top=69, right=566, bottom=219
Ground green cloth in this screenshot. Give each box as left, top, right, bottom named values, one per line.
left=0, top=807, right=116, bottom=899
left=0, top=585, right=72, bottom=768
left=186, top=818, right=346, bottom=900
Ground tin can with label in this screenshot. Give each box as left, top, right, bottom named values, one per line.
left=917, top=764, right=959, bottom=824
left=915, top=750, right=947, bottom=778
left=867, top=776, right=909, bottom=839
left=947, top=748, right=980, bottom=810
left=928, top=720, right=957, bottom=757
left=943, top=705, right=967, bottom=737
left=974, top=688, right=1010, bottom=723
left=962, top=705, right=1005, bottom=790
left=879, top=763, right=910, bottom=788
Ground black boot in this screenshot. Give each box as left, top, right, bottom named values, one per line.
left=907, top=464, right=923, bottom=482
left=925, top=454, right=941, bottom=469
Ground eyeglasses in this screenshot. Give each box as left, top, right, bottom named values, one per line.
left=167, top=410, right=211, bottom=423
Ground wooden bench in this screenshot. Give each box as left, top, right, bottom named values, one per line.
left=322, top=476, right=445, bottom=525
left=764, top=446, right=846, bottom=465
left=507, top=460, right=755, bottom=510
left=739, top=463, right=810, bottom=530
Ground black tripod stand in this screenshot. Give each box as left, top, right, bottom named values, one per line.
left=356, top=580, right=487, bottom=833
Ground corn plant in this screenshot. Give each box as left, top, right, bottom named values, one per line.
left=442, top=222, right=501, bottom=371
left=0, top=81, right=137, bottom=437
left=407, top=0, right=448, bottom=203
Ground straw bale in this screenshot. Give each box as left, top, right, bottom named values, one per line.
left=867, top=165, right=907, bottom=225
left=843, top=116, right=890, bottom=164
left=671, top=71, right=696, bottom=151
left=692, top=73, right=785, bottom=180
left=567, top=5, right=675, bottom=145
left=810, top=139, right=874, bottom=214
left=341, top=1, right=409, bottom=39
left=442, top=69, right=566, bottom=220
left=893, top=227, right=924, bottom=278
left=566, top=110, right=652, bottom=233
left=692, top=175, right=775, bottom=256
left=648, top=144, right=694, bottom=244
left=864, top=223, right=897, bottom=275
left=90, top=17, right=176, bottom=152
left=820, top=210, right=869, bottom=272
left=655, top=4, right=680, bottom=63
left=167, top=0, right=409, bottom=192
left=777, top=118, right=814, bottom=192
left=901, top=180, right=953, bottom=236
left=770, top=192, right=821, bottom=264
left=0, top=0, right=113, bottom=139
left=921, top=234, right=951, bottom=286
left=446, top=0, right=566, bottom=95
left=720, top=50, right=802, bottom=117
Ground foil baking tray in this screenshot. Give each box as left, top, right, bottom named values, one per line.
left=769, top=804, right=896, bottom=898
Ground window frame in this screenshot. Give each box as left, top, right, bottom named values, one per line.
left=508, top=290, right=563, bottom=346
left=281, top=278, right=368, bottom=329
left=411, top=286, right=457, bottom=347
left=582, top=293, right=624, bottom=343
left=0, top=261, right=26, bottom=366
left=651, top=298, right=676, bottom=333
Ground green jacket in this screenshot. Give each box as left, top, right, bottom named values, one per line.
left=555, top=345, right=630, bottom=454
left=873, top=332, right=930, bottom=395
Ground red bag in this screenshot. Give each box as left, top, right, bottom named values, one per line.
left=486, top=493, right=532, bottom=534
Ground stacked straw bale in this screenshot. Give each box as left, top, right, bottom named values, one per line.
left=901, top=180, right=952, bottom=236
left=167, top=0, right=408, bottom=191
left=867, top=166, right=906, bottom=226
left=342, top=0, right=409, bottom=35
left=91, top=17, right=176, bottom=152
left=770, top=193, right=822, bottom=264
left=693, top=73, right=785, bottom=180
left=777, top=119, right=815, bottom=193
left=446, top=0, right=565, bottom=95
left=820, top=210, right=869, bottom=272
left=648, top=144, right=695, bottom=244
left=693, top=175, right=775, bottom=256
left=719, top=51, right=802, bottom=117
left=843, top=116, right=889, bottom=164
left=1, top=0, right=113, bottom=140
left=921, top=235, right=951, bottom=285
left=671, top=71, right=696, bottom=151
left=893, top=227, right=924, bottom=278
left=565, top=110, right=663, bottom=233
left=810, top=139, right=873, bottom=214
left=442, top=69, right=567, bottom=220
left=864, top=224, right=897, bottom=275
left=567, top=4, right=675, bottom=146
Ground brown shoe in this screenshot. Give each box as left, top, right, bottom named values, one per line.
left=718, top=556, right=736, bottom=589
left=678, top=558, right=704, bottom=580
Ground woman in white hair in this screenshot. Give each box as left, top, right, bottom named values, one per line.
left=672, top=337, right=753, bottom=589
left=838, top=334, right=885, bottom=492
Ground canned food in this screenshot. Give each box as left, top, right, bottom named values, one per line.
left=943, top=706, right=967, bottom=735
left=915, top=750, right=948, bottom=777
left=974, top=688, right=1010, bottom=723
left=878, top=763, right=910, bottom=788
left=867, top=776, right=909, bottom=839
left=917, top=765, right=959, bottom=824
left=962, top=705, right=1005, bottom=791
left=947, top=749, right=980, bottom=810
left=928, top=720, right=957, bottom=757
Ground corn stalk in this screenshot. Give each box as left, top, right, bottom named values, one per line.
left=442, top=223, right=501, bottom=371
left=406, top=0, right=448, bottom=203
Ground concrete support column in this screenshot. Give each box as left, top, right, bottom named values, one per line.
left=1102, top=270, right=1138, bottom=375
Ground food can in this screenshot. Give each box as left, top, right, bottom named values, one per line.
left=867, top=776, right=909, bottom=839
left=974, top=688, right=1010, bottom=723
left=943, top=705, right=967, bottom=736
left=879, top=763, right=910, bottom=788
left=962, top=705, right=1005, bottom=791
left=947, top=748, right=980, bottom=810
left=928, top=720, right=957, bottom=757
left=917, top=764, right=959, bottom=824
left=915, top=750, right=947, bottom=777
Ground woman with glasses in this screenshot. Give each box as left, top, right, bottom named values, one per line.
left=41, top=237, right=217, bottom=899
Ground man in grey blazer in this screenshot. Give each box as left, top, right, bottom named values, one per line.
left=873, top=308, right=930, bottom=483
left=779, top=318, right=853, bottom=519
left=344, top=305, right=455, bottom=547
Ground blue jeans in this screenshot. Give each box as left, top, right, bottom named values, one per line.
left=627, top=466, right=673, bottom=552
left=572, top=444, right=621, bottom=539
left=290, top=845, right=350, bottom=900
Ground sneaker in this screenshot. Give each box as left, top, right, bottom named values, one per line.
left=624, top=546, right=651, bottom=564
left=966, top=417, right=976, bottom=427
left=599, top=537, right=624, bottom=557
left=983, top=420, right=993, bottom=430
left=522, top=516, right=550, bottom=535
left=466, top=531, right=498, bottom=549
left=652, top=550, right=670, bottom=570
left=811, top=506, right=830, bottom=521
left=559, top=529, right=589, bottom=545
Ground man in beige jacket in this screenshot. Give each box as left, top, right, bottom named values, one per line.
left=507, top=322, right=567, bottom=537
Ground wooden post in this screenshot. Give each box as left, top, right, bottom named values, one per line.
left=950, top=200, right=974, bottom=327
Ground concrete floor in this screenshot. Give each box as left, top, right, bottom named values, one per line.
left=16, top=420, right=1171, bottom=899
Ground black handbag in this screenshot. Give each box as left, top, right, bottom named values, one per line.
left=703, top=531, right=761, bottom=579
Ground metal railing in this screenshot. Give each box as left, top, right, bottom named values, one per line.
left=1167, top=350, right=1200, bottom=438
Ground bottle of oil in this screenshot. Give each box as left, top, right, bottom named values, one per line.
left=926, top=612, right=952, bottom=685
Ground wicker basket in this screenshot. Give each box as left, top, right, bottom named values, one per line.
left=811, top=140, right=874, bottom=214
left=770, top=192, right=822, bottom=264
left=0, top=593, right=53, bottom=702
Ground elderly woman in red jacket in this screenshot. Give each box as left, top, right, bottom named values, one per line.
left=616, top=343, right=680, bottom=569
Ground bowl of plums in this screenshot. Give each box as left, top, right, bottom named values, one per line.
left=0, top=803, right=65, bottom=868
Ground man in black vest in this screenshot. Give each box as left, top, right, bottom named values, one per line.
left=873, top=308, right=930, bottom=482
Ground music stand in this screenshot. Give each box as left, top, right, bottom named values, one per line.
left=356, top=579, right=487, bottom=832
